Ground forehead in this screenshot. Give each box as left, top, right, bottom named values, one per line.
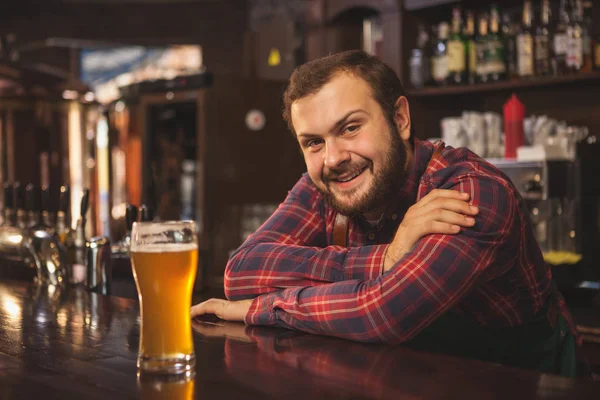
left=291, top=73, right=376, bottom=135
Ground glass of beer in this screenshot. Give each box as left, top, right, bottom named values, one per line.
left=130, top=221, right=198, bottom=375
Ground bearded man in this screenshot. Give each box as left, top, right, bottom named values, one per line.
left=192, top=50, right=579, bottom=376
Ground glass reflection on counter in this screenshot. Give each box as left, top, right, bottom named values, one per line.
left=138, top=371, right=195, bottom=400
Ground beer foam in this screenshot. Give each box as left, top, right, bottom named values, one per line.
left=131, top=243, right=198, bottom=253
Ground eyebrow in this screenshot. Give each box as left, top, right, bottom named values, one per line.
left=297, top=109, right=366, bottom=138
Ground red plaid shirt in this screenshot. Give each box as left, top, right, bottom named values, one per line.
left=225, top=139, right=575, bottom=344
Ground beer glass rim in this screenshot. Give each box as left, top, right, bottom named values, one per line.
left=132, top=220, right=196, bottom=227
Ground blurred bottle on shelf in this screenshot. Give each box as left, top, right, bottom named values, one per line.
left=432, top=22, right=450, bottom=86
left=502, top=12, right=519, bottom=80
left=476, top=13, right=490, bottom=83
left=488, top=5, right=507, bottom=81
left=567, top=0, right=584, bottom=72
left=464, top=10, right=477, bottom=85
left=517, top=0, right=535, bottom=79
left=580, top=0, right=593, bottom=72
left=535, top=0, right=553, bottom=77
left=447, top=7, right=467, bottom=85
left=554, top=0, right=570, bottom=75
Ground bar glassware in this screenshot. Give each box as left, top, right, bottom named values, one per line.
left=130, top=221, right=198, bottom=375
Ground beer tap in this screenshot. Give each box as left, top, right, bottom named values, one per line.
left=26, top=183, right=68, bottom=286
left=14, top=182, right=27, bottom=229
left=111, top=203, right=138, bottom=258
left=139, top=204, right=153, bottom=222
left=56, top=185, right=72, bottom=246
left=25, top=184, right=41, bottom=229
left=71, top=189, right=89, bottom=285
left=41, top=185, right=55, bottom=229
left=2, top=182, right=14, bottom=227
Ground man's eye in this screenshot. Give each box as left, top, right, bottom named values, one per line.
left=306, top=139, right=323, bottom=148
left=344, top=125, right=360, bottom=133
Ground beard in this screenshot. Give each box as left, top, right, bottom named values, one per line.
left=317, top=120, right=409, bottom=217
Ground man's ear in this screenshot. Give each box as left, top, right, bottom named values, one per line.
left=393, top=96, right=411, bottom=141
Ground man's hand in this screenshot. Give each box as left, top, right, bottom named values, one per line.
left=190, top=298, right=252, bottom=322
left=384, top=189, right=479, bottom=272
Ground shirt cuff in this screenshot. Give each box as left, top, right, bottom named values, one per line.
left=343, top=244, right=387, bottom=281
left=245, top=293, right=278, bottom=326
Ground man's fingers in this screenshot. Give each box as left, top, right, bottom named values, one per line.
left=426, top=220, right=462, bottom=235
left=427, top=209, right=475, bottom=227
left=191, top=298, right=226, bottom=319
left=190, top=298, right=252, bottom=322
left=412, top=198, right=478, bottom=220
left=415, top=189, right=470, bottom=208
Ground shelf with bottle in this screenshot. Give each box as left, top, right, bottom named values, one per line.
left=406, top=69, right=600, bottom=97
left=406, top=0, right=600, bottom=97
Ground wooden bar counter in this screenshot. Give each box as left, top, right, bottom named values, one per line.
left=0, top=278, right=598, bottom=399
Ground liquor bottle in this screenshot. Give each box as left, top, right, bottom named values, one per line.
left=580, top=0, right=593, bottom=72
left=567, top=0, right=584, bottom=72
left=488, top=5, right=507, bottom=81
left=535, top=0, right=552, bottom=76
left=476, top=13, right=490, bottom=83
left=409, top=24, right=430, bottom=89
left=517, top=0, right=535, bottom=79
left=553, top=0, right=570, bottom=75
left=2, top=182, right=14, bottom=227
left=464, top=10, right=477, bottom=84
left=502, top=12, right=519, bottom=80
left=13, top=182, right=27, bottom=229
left=431, top=22, right=449, bottom=86
left=447, top=7, right=467, bottom=85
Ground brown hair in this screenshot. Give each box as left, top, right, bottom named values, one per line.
left=282, top=50, right=410, bottom=140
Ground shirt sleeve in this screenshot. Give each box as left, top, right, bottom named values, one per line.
left=224, top=175, right=386, bottom=301
left=244, top=174, right=520, bottom=344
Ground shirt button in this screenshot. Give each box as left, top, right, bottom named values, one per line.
left=368, top=233, right=375, bottom=240
left=391, top=214, right=398, bottom=221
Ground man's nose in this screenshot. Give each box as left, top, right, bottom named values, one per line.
left=323, top=139, right=350, bottom=169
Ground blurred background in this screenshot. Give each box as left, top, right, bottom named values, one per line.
left=0, top=0, right=598, bottom=295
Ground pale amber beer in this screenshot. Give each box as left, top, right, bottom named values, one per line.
left=130, top=221, right=198, bottom=375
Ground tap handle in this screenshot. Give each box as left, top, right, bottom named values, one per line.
left=25, top=183, right=41, bottom=212
left=59, top=185, right=70, bottom=213
left=13, top=182, right=25, bottom=211
left=139, top=204, right=153, bottom=222
left=41, top=185, right=50, bottom=212
left=3, top=182, right=13, bottom=209
left=125, top=204, right=138, bottom=231
left=80, top=189, right=90, bottom=219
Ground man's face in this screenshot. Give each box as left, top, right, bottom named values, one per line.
left=291, top=72, right=409, bottom=217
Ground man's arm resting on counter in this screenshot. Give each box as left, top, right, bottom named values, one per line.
left=225, top=176, right=384, bottom=301
left=242, top=177, right=518, bottom=344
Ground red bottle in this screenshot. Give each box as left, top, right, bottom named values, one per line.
left=503, top=93, right=525, bottom=159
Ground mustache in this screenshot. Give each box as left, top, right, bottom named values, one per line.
left=323, top=161, right=370, bottom=182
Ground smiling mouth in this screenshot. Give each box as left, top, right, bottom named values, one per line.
left=331, top=167, right=367, bottom=184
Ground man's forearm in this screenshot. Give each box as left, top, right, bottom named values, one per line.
left=224, top=233, right=386, bottom=300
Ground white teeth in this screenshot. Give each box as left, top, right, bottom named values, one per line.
left=336, top=169, right=363, bottom=182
